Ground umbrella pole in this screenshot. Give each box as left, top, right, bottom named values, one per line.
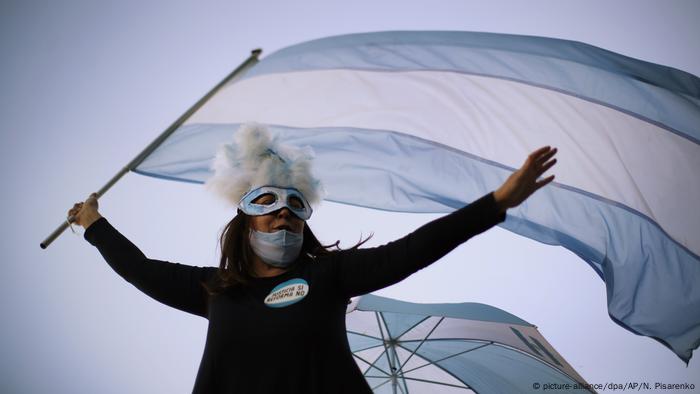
left=390, top=343, right=399, bottom=394
left=40, top=49, right=262, bottom=249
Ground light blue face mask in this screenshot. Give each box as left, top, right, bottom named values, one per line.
left=249, top=228, right=304, bottom=268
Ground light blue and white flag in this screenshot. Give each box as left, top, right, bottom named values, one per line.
left=135, top=31, right=700, bottom=363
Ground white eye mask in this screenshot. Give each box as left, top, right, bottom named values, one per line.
left=239, top=186, right=313, bottom=220
left=249, top=228, right=304, bottom=268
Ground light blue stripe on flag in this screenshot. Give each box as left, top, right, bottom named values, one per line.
left=244, top=31, right=700, bottom=144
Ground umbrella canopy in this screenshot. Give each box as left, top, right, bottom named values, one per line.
left=346, top=294, right=593, bottom=393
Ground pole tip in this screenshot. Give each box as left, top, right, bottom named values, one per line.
left=251, top=48, right=263, bottom=57
left=40, top=242, right=47, bottom=249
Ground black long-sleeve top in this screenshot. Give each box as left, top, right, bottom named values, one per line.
left=84, top=192, right=506, bottom=393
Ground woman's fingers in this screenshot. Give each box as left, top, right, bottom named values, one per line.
left=68, top=203, right=81, bottom=215
left=527, top=146, right=557, bottom=192
left=536, top=147, right=557, bottom=165
left=85, top=192, right=99, bottom=209
left=66, top=193, right=100, bottom=229
left=535, top=174, right=556, bottom=190
left=528, top=146, right=557, bottom=179
left=495, top=145, right=558, bottom=211
left=68, top=201, right=87, bottom=219
left=525, top=146, right=556, bottom=173
left=530, top=146, right=552, bottom=159
left=537, top=158, right=557, bottom=176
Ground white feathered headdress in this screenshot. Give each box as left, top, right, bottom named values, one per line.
left=205, top=123, right=324, bottom=208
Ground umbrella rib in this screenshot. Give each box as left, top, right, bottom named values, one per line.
left=401, top=376, right=473, bottom=390
left=398, top=343, right=489, bottom=393
left=377, top=311, right=404, bottom=393
left=489, top=342, right=596, bottom=394
left=356, top=313, right=395, bottom=379
left=399, top=339, right=593, bottom=394
left=397, top=380, right=407, bottom=394
left=397, top=316, right=444, bottom=374
left=393, top=316, right=438, bottom=394
left=366, top=371, right=436, bottom=394
left=399, top=366, right=410, bottom=394
left=396, top=316, right=430, bottom=340
left=354, top=353, right=392, bottom=377
left=365, top=372, right=424, bottom=394
left=375, top=312, right=398, bottom=372
left=347, top=330, right=384, bottom=352
left=347, top=330, right=383, bottom=341
left=398, top=341, right=492, bottom=374
left=371, top=377, right=393, bottom=391
left=382, top=315, right=406, bottom=394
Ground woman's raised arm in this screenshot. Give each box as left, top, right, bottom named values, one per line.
left=329, top=146, right=557, bottom=299
left=69, top=194, right=215, bottom=318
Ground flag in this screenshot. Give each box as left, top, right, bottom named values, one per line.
left=134, top=31, right=700, bottom=362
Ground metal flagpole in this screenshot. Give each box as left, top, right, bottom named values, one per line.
left=40, top=48, right=263, bottom=249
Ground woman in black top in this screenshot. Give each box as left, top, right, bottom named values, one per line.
left=68, top=124, right=557, bottom=393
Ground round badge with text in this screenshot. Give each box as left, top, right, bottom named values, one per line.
left=264, top=278, right=309, bottom=308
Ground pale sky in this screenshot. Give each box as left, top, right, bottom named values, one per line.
left=2, top=0, right=699, bottom=393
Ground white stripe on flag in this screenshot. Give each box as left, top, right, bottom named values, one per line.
left=187, top=69, right=700, bottom=255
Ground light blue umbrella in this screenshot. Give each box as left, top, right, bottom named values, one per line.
left=346, top=294, right=593, bottom=393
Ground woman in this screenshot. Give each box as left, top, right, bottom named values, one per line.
left=68, top=123, right=557, bottom=393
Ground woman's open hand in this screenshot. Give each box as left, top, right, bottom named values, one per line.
left=493, top=146, right=557, bottom=212
left=67, top=192, right=103, bottom=229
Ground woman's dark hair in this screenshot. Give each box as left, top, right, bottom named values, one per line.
left=202, top=210, right=371, bottom=295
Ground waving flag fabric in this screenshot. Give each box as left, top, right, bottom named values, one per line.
left=134, top=31, right=700, bottom=362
